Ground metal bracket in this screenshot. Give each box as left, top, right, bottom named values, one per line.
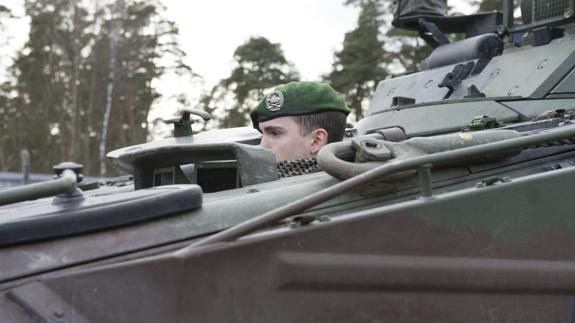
left=438, top=61, right=475, bottom=99
left=418, top=164, right=433, bottom=198
left=418, top=18, right=450, bottom=48
left=352, top=138, right=392, bottom=162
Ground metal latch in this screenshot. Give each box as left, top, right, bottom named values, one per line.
left=289, top=215, right=330, bottom=228
left=465, top=115, right=502, bottom=131
left=476, top=176, right=511, bottom=188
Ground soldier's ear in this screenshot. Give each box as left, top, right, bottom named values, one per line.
left=309, top=128, right=328, bottom=155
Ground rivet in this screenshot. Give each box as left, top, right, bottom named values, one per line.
left=507, top=85, right=520, bottom=96
left=537, top=58, right=549, bottom=70
left=489, top=68, right=501, bottom=78
left=49, top=305, right=65, bottom=321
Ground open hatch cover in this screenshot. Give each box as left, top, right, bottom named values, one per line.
left=0, top=184, right=202, bottom=247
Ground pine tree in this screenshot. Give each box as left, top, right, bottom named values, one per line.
left=325, top=0, right=389, bottom=121
left=10, top=0, right=75, bottom=172
left=0, top=6, right=15, bottom=171
left=5, top=0, right=190, bottom=175
left=208, top=37, right=299, bottom=128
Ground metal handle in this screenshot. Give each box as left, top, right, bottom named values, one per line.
left=179, top=125, right=575, bottom=252
left=183, top=108, right=211, bottom=121
left=0, top=170, right=78, bottom=207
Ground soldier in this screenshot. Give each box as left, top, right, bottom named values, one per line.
left=250, top=81, right=351, bottom=177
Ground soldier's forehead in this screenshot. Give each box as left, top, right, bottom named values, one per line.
left=259, top=116, right=298, bottom=129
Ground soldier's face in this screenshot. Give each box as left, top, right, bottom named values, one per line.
left=259, top=117, right=314, bottom=161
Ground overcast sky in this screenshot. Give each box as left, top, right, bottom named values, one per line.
left=0, top=1, right=476, bottom=134
left=153, top=0, right=360, bottom=126
left=162, top=0, right=359, bottom=85
left=0, top=0, right=360, bottom=126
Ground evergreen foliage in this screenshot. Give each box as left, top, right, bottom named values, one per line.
left=324, top=0, right=388, bottom=121
left=205, top=36, right=299, bottom=128
left=0, top=0, right=189, bottom=175
left=0, top=0, right=493, bottom=175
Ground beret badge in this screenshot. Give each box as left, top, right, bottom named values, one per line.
left=265, top=90, right=284, bottom=112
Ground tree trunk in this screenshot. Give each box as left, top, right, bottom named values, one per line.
left=69, top=1, right=82, bottom=162
left=85, top=57, right=97, bottom=176
left=99, top=0, right=124, bottom=176
left=99, top=35, right=117, bottom=176
left=0, top=142, right=6, bottom=171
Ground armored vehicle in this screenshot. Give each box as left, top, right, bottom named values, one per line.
left=2, top=0, right=575, bottom=321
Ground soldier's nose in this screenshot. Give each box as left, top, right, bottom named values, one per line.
left=260, top=137, right=270, bottom=148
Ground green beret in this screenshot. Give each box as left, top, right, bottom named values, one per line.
left=250, top=81, right=351, bottom=131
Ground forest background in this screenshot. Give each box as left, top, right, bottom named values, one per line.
left=0, top=0, right=499, bottom=176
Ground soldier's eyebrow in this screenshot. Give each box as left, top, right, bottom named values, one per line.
left=261, top=125, right=285, bottom=133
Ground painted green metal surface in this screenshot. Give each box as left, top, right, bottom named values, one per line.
left=2, top=1, right=575, bottom=322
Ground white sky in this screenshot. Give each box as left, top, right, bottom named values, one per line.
left=152, top=0, right=360, bottom=133
left=162, top=0, right=358, bottom=86
left=0, top=1, right=27, bottom=82
left=0, top=1, right=476, bottom=135
left=0, top=0, right=359, bottom=135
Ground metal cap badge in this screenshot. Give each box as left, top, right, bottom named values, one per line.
left=265, top=90, right=284, bottom=112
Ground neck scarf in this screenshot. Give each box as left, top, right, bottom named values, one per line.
left=277, top=158, right=321, bottom=178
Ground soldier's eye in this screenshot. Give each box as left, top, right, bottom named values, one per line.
left=264, top=128, right=282, bottom=138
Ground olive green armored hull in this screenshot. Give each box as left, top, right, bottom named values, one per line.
left=2, top=0, right=575, bottom=322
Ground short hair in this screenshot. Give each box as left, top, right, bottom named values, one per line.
left=292, top=111, right=347, bottom=143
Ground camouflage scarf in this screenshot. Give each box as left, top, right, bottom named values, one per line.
left=277, top=158, right=321, bottom=178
